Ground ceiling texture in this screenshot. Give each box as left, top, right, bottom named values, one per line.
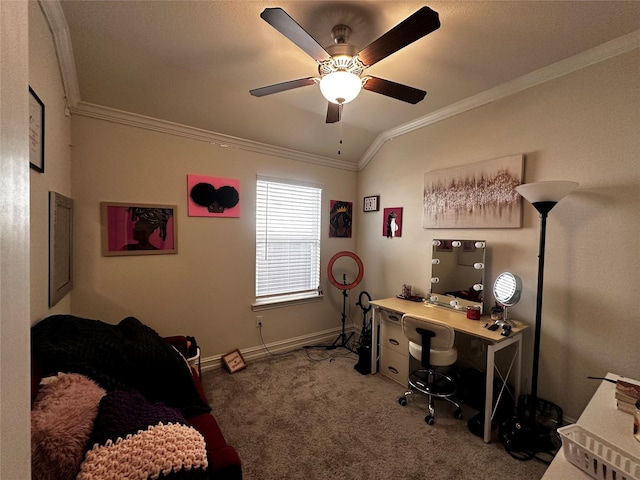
left=45, top=1, right=640, bottom=170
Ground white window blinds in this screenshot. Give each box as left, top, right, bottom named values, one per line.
left=256, top=177, right=321, bottom=304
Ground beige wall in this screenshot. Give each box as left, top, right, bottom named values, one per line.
left=70, top=116, right=357, bottom=359
left=0, top=1, right=31, bottom=477
left=356, top=50, right=640, bottom=421
left=29, top=1, right=73, bottom=322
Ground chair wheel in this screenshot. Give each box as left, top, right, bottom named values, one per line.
left=398, top=397, right=407, bottom=406
left=453, top=408, right=463, bottom=420
left=425, top=415, right=435, bottom=425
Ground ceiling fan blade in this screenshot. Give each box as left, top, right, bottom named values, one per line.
left=358, top=6, right=440, bottom=67
left=326, top=102, right=341, bottom=124
left=363, top=76, right=426, bottom=104
left=250, top=77, right=316, bottom=97
left=260, top=8, right=331, bottom=62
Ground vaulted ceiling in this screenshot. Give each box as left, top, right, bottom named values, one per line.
left=49, top=1, right=640, bottom=169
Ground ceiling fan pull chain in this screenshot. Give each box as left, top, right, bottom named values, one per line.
left=338, top=104, right=344, bottom=155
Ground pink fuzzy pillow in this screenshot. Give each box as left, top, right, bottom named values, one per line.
left=31, top=373, right=106, bottom=480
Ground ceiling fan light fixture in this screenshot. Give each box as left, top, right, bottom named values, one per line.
left=320, top=71, right=362, bottom=105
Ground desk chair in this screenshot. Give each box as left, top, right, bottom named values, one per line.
left=398, top=314, right=463, bottom=425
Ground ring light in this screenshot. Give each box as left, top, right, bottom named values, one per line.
left=327, top=251, right=364, bottom=290
left=356, top=291, right=372, bottom=313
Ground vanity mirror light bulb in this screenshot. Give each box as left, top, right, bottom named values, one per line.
left=474, top=262, right=484, bottom=269
left=452, top=241, right=462, bottom=248
left=450, top=300, right=459, bottom=307
left=473, top=284, right=483, bottom=291
left=475, top=241, right=485, bottom=248
left=431, top=277, right=440, bottom=283
left=432, top=259, right=440, bottom=265
left=432, top=240, right=441, bottom=246
left=430, top=295, right=439, bottom=302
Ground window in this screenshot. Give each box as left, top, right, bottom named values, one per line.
left=255, top=176, right=322, bottom=306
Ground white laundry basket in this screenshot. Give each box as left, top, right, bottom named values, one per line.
left=558, top=424, right=640, bottom=480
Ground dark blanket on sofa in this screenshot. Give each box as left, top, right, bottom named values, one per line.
left=31, top=314, right=211, bottom=418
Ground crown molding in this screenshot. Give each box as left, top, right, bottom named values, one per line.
left=38, top=0, right=80, bottom=108
left=356, top=29, right=640, bottom=171
left=71, top=102, right=358, bottom=171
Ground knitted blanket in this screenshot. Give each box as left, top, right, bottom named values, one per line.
left=78, top=390, right=208, bottom=480
left=31, top=314, right=211, bottom=418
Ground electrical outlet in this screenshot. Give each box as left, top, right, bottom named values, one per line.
left=256, top=315, right=263, bottom=328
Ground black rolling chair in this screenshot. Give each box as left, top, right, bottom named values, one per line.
left=398, top=314, right=463, bottom=425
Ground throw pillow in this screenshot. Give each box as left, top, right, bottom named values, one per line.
left=31, top=373, right=106, bottom=480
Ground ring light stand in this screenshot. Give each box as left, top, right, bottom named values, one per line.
left=354, top=291, right=373, bottom=374
left=355, top=290, right=372, bottom=347
left=327, top=251, right=364, bottom=350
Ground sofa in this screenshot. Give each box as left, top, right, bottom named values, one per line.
left=31, top=314, right=242, bottom=480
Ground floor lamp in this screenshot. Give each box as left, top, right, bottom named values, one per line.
left=514, top=180, right=579, bottom=447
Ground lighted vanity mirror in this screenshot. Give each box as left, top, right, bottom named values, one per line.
left=493, top=271, right=522, bottom=325
left=427, top=239, right=486, bottom=313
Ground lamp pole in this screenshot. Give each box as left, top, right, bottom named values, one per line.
left=529, top=204, right=554, bottom=421
left=515, top=181, right=579, bottom=433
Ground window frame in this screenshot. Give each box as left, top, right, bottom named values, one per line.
left=253, top=176, right=323, bottom=310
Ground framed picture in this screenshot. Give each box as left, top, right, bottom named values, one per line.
left=329, top=200, right=352, bottom=238
left=363, top=195, right=380, bottom=212
left=49, top=192, right=73, bottom=306
left=423, top=154, right=524, bottom=228
left=101, top=202, right=177, bottom=256
left=187, top=174, right=240, bottom=217
left=222, top=349, right=246, bottom=373
left=29, top=86, right=45, bottom=173
left=383, top=207, right=403, bottom=238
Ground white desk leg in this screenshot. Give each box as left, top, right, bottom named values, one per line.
left=370, top=307, right=379, bottom=374
left=483, top=333, right=523, bottom=443
left=485, top=343, right=496, bottom=443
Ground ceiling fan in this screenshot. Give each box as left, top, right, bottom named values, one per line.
left=250, top=6, right=440, bottom=124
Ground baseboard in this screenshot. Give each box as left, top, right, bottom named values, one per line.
left=200, top=326, right=355, bottom=371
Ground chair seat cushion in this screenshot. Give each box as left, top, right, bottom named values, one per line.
left=409, top=341, right=457, bottom=366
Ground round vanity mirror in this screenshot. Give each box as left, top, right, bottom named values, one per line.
left=493, top=272, right=522, bottom=307
left=492, top=272, right=522, bottom=331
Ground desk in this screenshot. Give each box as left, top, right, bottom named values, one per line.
left=543, top=373, right=640, bottom=479
left=370, top=297, right=529, bottom=443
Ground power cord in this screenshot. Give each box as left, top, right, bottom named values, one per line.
left=257, top=324, right=291, bottom=357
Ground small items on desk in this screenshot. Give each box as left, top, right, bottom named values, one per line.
left=484, top=320, right=512, bottom=336
left=615, top=379, right=640, bottom=415
left=466, top=305, right=481, bottom=320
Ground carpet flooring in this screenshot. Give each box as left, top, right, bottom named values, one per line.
left=201, top=348, right=550, bottom=480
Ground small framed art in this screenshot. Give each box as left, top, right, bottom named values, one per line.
left=329, top=200, right=352, bottom=238
left=29, top=87, right=45, bottom=173
left=363, top=195, right=379, bottom=212
left=222, top=349, right=247, bottom=373
left=101, top=202, right=177, bottom=256
left=383, top=207, right=403, bottom=238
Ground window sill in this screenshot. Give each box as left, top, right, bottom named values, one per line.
left=252, top=294, right=324, bottom=311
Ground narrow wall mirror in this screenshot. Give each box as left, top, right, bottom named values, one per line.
left=49, top=191, right=73, bottom=306
left=427, top=239, right=486, bottom=313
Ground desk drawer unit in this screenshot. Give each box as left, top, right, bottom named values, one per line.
left=379, top=309, right=409, bottom=385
